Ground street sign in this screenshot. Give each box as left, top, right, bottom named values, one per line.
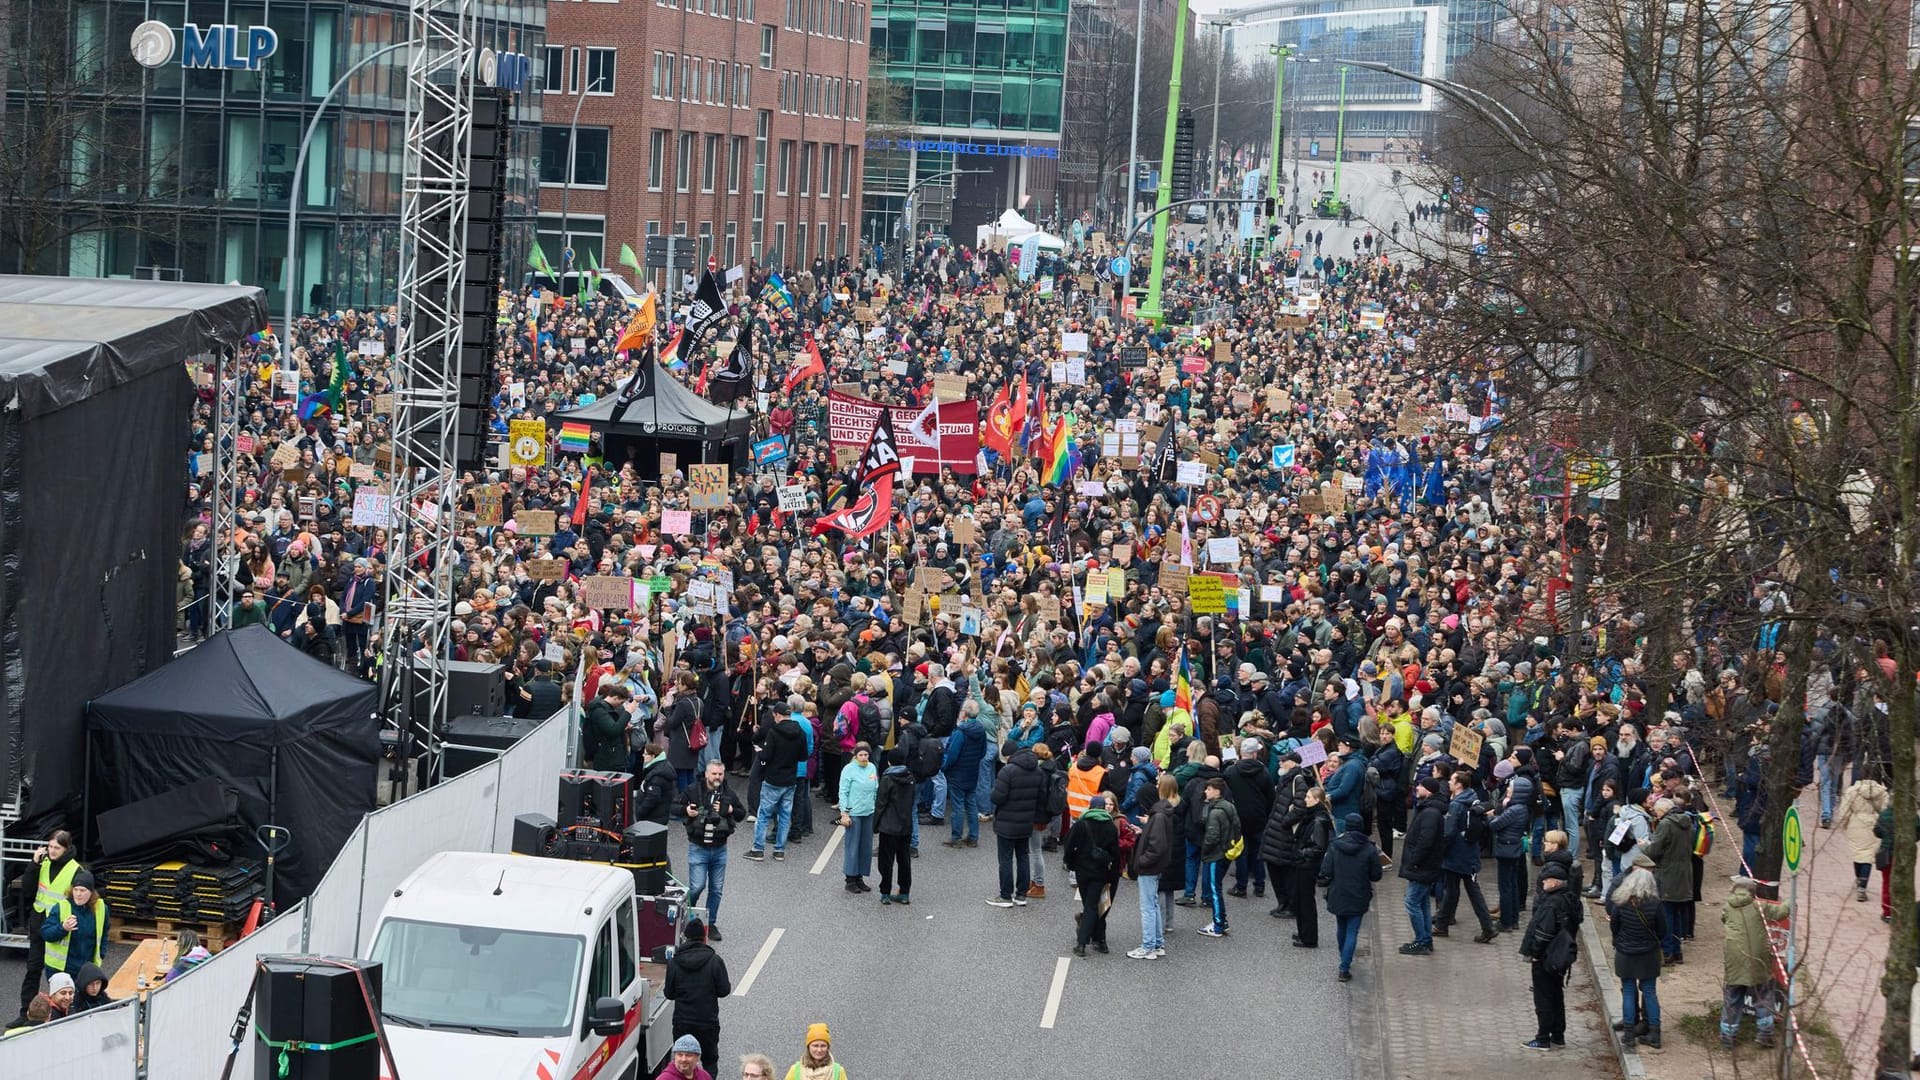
left=1110, top=256, right=1132, bottom=278
left=1783, top=805, right=1803, bottom=872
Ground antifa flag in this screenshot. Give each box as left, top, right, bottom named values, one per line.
left=711, top=319, right=754, bottom=405
left=686, top=270, right=729, bottom=341
left=813, top=410, right=902, bottom=540
left=1046, top=498, right=1072, bottom=564
left=1153, top=421, right=1179, bottom=483
left=614, top=343, right=655, bottom=408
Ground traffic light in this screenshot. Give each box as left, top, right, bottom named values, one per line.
left=1172, top=108, right=1196, bottom=199
left=1264, top=196, right=1276, bottom=218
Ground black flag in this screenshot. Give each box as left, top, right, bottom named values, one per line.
left=712, top=318, right=754, bottom=405
left=1153, top=421, right=1179, bottom=483
left=614, top=343, right=655, bottom=409
left=686, top=270, right=729, bottom=341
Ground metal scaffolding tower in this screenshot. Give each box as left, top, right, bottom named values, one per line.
left=206, top=346, right=247, bottom=634
left=380, top=0, right=476, bottom=792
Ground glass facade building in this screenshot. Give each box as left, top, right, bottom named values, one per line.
left=861, top=0, right=1068, bottom=247
left=1, top=0, right=544, bottom=313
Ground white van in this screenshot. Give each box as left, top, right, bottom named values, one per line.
left=369, top=851, right=675, bottom=1080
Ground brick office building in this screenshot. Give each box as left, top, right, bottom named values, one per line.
left=538, top=0, right=870, bottom=286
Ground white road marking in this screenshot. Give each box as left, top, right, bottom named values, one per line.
left=809, top=824, right=846, bottom=875
left=1039, top=956, right=1071, bottom=1029
left=732, top=927, right=784, bottom=997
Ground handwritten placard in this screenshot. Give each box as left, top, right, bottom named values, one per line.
left=777, top=485, right=809, bottom=512
left=350, top=489, right=393, bottom=528
left=660, top=452, right=679, bottom=477
left=527, top=557, right=567, bottom=581
left=687, top=464, right=730, bottom=510
left=472, top=484, right=504, bottom=527
left=1188, top=574, right=1227, bottom=614
left=1160, top=562, right=1190, bottom=595
left=1449, top=724, right=1485, bottom=765
left=932, top=374, right=970, bottom=402
left=581, top=575, right=634, bottom=610
left=662, top=509, right=693, bottom=536
left=515, top=510, right=557, bottom=536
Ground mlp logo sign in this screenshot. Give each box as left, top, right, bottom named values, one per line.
left=131, top=20, right=280, bottom=70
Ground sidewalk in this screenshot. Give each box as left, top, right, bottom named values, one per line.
left=1375, top=869, right=1621, bottom=1080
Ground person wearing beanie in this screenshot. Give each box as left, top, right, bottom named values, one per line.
left=1517, top=857, right=1583, bottom=1050
left=45, top=972, right=75, bottom=1019
left=1321, top=810, right=1384, bottom=980
left=1489, top=761, right=1532, bottom=932
left=40, top=870, right=107, bottom=986
left=784, top=1023, right=845, bottom=1080
left=1119, top=745, right=1161, bottom=825
left=1396, top=775, right=1449, bottom=954
left=663, top=917, right=732, bottom=1078
left=658, top=1033, right=712, bottom=1080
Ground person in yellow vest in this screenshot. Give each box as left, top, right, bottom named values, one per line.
left=10, top=828, right=77, bottom=1026
left=783, top=1023, right=846, bottom=1080
left=41, top=871, right=108, bottom=985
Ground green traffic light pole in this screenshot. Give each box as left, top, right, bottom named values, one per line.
left=1331, top=64, right=1350, bottom=208
left=1139, top=0, right=1193, bottom=323
left=1266, top=43, right=1298, bottom=207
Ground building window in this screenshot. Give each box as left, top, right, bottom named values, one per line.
left=677, top=131, right=695, bottom=191
left=724, top=222, right=738, bottom=266
left=682, top=54, right=694, bottom=99
left=741, top=0, right=755, bottom=20
left=773, top=222, right=786, bottom=263
left=687, top=57, right=700, bottom=101
left=799, top=143, right=813, bottom=195
left=784, top=0, right=798, bottom=30
left=647, top=221, right=660, bottom=237
left=709, top=61, right=723, bottom=102
left=540, top=126, right=610, bottom=187
left=777, top=139, right=792, bottom=194
left=652, top=51, right=664, bottom=97
left=797, top=222, right=808, bottom=262
left=648, top=129, right=667, bottom=190
left=702, top=133, right=720, bottom=191
left=837, top=223, right=847, bottom=258
left=842, top=145, right=855, bottom=196
left=728, top=136, right=745, bottom=193
left=698, top=223, right=714, bottom=267
left=568, top=47, right=582, bottom=93
left=820, top=148, right=832, bottom=198
left=657, top=53, right=675, bottom=98
left=543, top=45, right=565, bottom=94
left=585, top=48, right=616, bottom=94
left=819, top=223, right=828, bottom=263
left=760, top=26, right=776, bottom=68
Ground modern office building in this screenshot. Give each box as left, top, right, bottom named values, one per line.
left=1219, top=0, right=1482, bottom=161
left=860, top=0, right=1070, bottom=247
left=0, top=0, right=545, bottom=312
left=540, top=0, right=869, bottom=281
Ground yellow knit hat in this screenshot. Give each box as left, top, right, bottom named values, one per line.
left=806, top=1023, right=831, bottom=1046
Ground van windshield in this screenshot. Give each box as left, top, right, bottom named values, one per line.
left=370, top=918, right=584, bottom=1036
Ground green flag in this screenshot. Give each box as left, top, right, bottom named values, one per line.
left=327, top=342, right=352, bottom=411
left=528, top=243, right=555, bottom=276
left=618, top=242, right=642, bottom=276
left=582, top=250, right=601, bottom=303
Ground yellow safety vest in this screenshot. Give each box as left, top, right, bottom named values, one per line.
left=34, top=859, right=79, bottom=916
left=1066, top=763, right=1107, bottom=822
left=42, top=898, right=106, bottom=974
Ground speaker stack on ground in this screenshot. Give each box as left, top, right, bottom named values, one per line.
left=253, top=956, right=383, bottom=1080
left=458, top=86, right=511, bottom=472
left=507, top=772, right=672, bottom=896
left=440, top=712, right=543, bottom=778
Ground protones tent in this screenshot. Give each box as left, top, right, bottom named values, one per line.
left=86, top=626, right=380, bottom=907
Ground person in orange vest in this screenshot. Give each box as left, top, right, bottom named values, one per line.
left=1065, top=748, right=1109, bottom=888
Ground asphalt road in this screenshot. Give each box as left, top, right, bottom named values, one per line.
left=701, top=804, right=1370, bottom=1078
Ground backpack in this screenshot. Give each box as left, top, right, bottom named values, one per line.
left=1360, top=767, right=1379, bottom=817
left=911, top=732, right=944, bottom=780
left=1543, top=923, right=1577, bottom=973
left=833, top=701, right=858, bottom=746
left=1464, top=801, right=1491, bottom=843
left=1044, top=768, right=1070, bottom=818
left=1605, top=808, right=1639, bottom=857
left=856, top=698, right=884, bottom=748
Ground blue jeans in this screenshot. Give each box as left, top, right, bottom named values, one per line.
left=1204, top=861, right=1229, bottom=931
left=1335, top=913, right=1363, bottom=974
left=977, top=753, right=996, bottom=804
left=1817, top=753, right=1842, bottom=822
left=947, top=785, right=980, bottom=840
left=1404, top=880, right=1437, bottom=946
left=1137, top=874, right=1164, bottom=950
left=1560, top=787, right=1585, bottom=854
left=751, top=782, right=794, bottom=853
left=685, top=844, right=728, bottom=927
left=1662, top=900, right=1685, bottom=957
left=1233, top=849, right=1267, bottom=891
left=1183, top=840, right=1205, bottom=898
left=1621, top=976, right=1661, bottom=1028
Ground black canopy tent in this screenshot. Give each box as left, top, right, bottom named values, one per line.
left=0, top=274, right=267, bottom=819
left=552, top=356, right=751, bottom=479
left=86, top=626, right=380, bottom=908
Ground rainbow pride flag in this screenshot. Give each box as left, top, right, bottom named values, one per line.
left=1042, top=417, right=1076, bottom=485
left=558, top=421, right=593, bottom=453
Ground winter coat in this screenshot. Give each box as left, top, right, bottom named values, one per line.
left=662, top=696, right=702, bottom=771
left=1606, top=894, right=1668, bottom=959
left=1322, top=754, right=1367, bottom=825
left=1179, top=765, right=1225, bottom=844
left=632, top=757, right=680, bottom=825
left=875, top=764, right=917, bottom=837
left=1133, top=799, right=1180, bottom=877
left=1398, top=795, right=1447, bottom=884
left=1519, top=884, right=1583, bottom=965
left=70, top=962, right=113, bottom=1014
left=583, top=699, right=630, bottom=771
left=679, top=780, right=746, bottom=848
left=1638, top=810, right=1696, bottom=903
left=1319, top=827, right=1383, bottom=916
left=1200, top=798, right=1240, bottom=862
left=1837, top=779, right=1891, bottom=864
left=1371, top=743, right=1407, bottom=805
left=758, top=716, right=809, bottom=787
left=941, top=718, right=989, bottom=791
left=1721, top=885, right=1789, bottom=987
left=1064, top=810, right=1123, bottom=880
left=1490, top=796, right=1530, bottom=859
left=990, top=749, right=1049, bottom=837
left=1224, top=758, right=1276, bottom=837
left=1290, top=804, right=1335, bottom=871
left=663, top=942, right=733, bottom=1027
left=1441, top=790, right=1487, bottom=876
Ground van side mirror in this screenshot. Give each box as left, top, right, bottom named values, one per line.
left=588, top=996, right=627, bottom=1038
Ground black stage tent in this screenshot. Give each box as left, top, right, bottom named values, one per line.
left=0, top=275, right=266, bottom=819
left=86, top=626, right=379, bottom=907
left=553, top=356, right=751, bottom=479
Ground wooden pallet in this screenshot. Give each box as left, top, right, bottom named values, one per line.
left=109, top=915, right=239, bottom=952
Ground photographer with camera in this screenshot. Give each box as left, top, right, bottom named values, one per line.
left=681, top=760, right=746, bottom=942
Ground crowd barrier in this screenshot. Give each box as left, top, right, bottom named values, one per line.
left=0, top=708, right=570, bottom=1078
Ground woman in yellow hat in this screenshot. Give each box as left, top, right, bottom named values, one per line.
left=783, top=1023, right=846, bottom=1080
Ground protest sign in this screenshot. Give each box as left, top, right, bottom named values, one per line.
left=933, top=374, right=970, bottom=402
left=527, top=557, right=567, bottom=581
left=687, top=464, right=730, bottom=509
left=777, top=485, right=809, bottom=512
left=1188, top=575, right=1227, bottom=614
left=514, top=510, right=556, bottom=535
left=350, top=489, right=393, bottom=529
left=1449, top=724, right=1485, bottom=765
left=508, top=419, right=546, bottom=466
left=472, top=484, right=504, bottom=526
left=660, top=452, right=678, bottom=477
left=582, top=575, right=634, bottom=610
left=1159, top=562, right=1190, bottom=595
left=1206, top=536, right=1241, bottom=564
left=662, top=509, right=693, bottom=535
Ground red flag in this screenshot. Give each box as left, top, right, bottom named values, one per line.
left=785, top=334, right=826, bottom=394
left=571, top=470, right=593, bottom=527
left=982, top=383, right=1015, bottom=457
left=694, top=360, right=711, bottom=397
left=812, top=410, right=902, bottom=540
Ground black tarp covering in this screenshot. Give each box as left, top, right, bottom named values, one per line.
left=552, top=357, right=751, bottom=479
left=86, top=626, right=379, bottom=907
left=0, top=275, right=267, bottom=817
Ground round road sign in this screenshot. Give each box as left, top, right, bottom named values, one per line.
left=1111, top=256, right=1132, bottom=278
left=1783, top=805, right=1803, bottom=873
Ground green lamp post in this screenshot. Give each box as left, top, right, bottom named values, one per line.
left=1266, top=43, right=1298, bottom=207
left=1139, top=0, right=1192, bottom=324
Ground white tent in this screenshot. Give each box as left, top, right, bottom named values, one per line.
left=977, top=208, right=1041, bottom=250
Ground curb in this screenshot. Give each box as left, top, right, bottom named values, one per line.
left=1581, top=909, right=1649, bottom=1080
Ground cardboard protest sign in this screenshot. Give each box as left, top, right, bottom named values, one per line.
left=527, top=557, right=567, bottom=581
left=582, top=575, right=634, bottom=610
left=1188, top=575, right=1227, bottom=614
left=1449, top=724, right=1484, bottom=765
left=952, top=517, right=977, bottom=547
left=660, top=452, right=679, bottom=477
left=1159, top=562, right=1190, bottom=595
left=933, top=374, right=970, bottom=402
left=1037, top=594, right=1062, bottom=625
left=270, top=442, right=300, bottom=470
left=515, top=510, right=557, bottom=535
left=350, top=462, right=377, bottom=483
left=472, top=484, right=504, bottom=526
left=687, top=464, right=730, bottom=510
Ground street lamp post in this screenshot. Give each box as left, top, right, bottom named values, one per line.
left=1206, top=21, right=1231, bottom=202
left=1266, top=43, right=1297, bottom=207
left=557, top=71, right=610, bottom=281
left=1140, top=0, right=1193, bottom=323
left=281, top=40, right=411, bottom=384
left=1122, top=0, right=1147, bottom=302
left=1332, top=63, right=1350, bottom=204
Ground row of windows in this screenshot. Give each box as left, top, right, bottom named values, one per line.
left=652, top=51, right=756, bottom=107
left=777, top=72, right=860, bottom=118
left=655, top=0, right=757, bottom=19
left=783, top=0, right=864, bottom=40
left=641, top=130, right=857, bottom=200
left=543, top=45, right=618, bottom=94
left=770, top=140, right=857, bottom=198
